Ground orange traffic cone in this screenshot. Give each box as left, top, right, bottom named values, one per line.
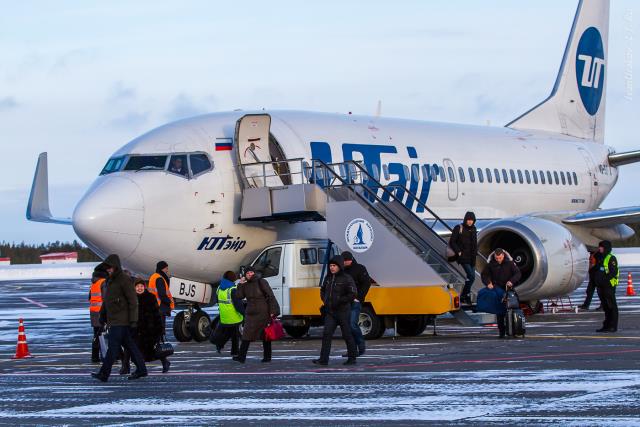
left=13, top=318, right=32, bottom=359
left=627, top=272, right=636, bottom=296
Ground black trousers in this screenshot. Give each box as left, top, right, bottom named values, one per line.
left=237, top=339, right=271, bottom=361
left=582, top=276, right=598, bottom=308
left=320, top=309, right=357, bottom=361
left=98, top=326, right=147, bottom=378
left=216, top=324, right=240, bottom=354
left=597, top=285, right=619, bottom=330
left=497, top=313, right=506, bottom=336
left=91, top=326, right=102, bottom=361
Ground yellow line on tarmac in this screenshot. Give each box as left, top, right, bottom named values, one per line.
left=527, top=334, right=640, bottom=340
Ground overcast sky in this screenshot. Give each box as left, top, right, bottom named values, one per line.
left=0, top=0, right=637, bottom=245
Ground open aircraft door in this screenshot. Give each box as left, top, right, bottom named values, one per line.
left=235, top=114, right=287, bottom=188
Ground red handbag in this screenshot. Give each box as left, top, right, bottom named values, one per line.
left=264, top=317, right=285, bottom=341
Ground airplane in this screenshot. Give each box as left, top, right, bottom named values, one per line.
left=27, top=0, right=639, bottom=326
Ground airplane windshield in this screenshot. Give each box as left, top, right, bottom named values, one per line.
left=100, top=156, right=126, bottom=175
left=124, top=155, right=168, bottom=171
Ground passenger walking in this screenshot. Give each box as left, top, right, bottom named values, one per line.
left=121, top=279, right=171, bottom=374
left=594, top=240, right=619, bottom=333
left=579, top=251, right=601, bottom=310
left=449, top=211, right=478, bottom=305
left=89, top=263, right=109, bottom=363
left=91, top=254, right=147, bottom=382
left=313, top=256, right=358, bottom=366
left=481, top=248, right=521, bottom=338
left=148, top=261, right=175, bottom=337
left=341, top=251, right=371, bottom=356
left=233, top=267, right=280, bottom=363
left=213, top=271, right=245, bottom=355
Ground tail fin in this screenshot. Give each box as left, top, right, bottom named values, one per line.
left=507, top=0, right=609, bottom=142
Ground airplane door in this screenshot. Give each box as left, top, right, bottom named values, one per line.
left=235, top=114, right=284, bottom=188
left=251, top=245, right=284, bottom=309
left=578, top=147, right=598, bottom=205
left=443, top=158, right=459, bottom=201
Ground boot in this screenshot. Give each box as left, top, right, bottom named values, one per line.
left=91, top=372, right=108, bottom=382
left=343, top=358, right=357, bottom=366
left=312, top=359, right=328, bottom=366
left=261, top=340, right=272, bottom=362
left=119, top=363, right=131, bottom=375
left=161, top=358, right=171, bottom=373
left=233, top=340, right=250, bottom=363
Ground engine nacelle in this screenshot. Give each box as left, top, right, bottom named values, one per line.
left=477, top=217, right=588, bottom=301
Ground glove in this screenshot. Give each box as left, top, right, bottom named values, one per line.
left=130, top=322, right=137, bottom=329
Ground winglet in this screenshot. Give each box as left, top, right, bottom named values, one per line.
left=26, top=152, right=72, bottom=225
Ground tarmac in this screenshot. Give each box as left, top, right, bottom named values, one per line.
left=1, top=268, right=639, bottom=425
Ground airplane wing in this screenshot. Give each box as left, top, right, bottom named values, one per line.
left=561, top=206, right=640, bottom=228
left=26, top=152, right=73, bottom=225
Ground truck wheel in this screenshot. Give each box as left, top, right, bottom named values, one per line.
left=190, top=310, right=211, bottom=342
left=359, top=306, right=384, bottom=339
left=173, top=311, right=192, bottom=342
left=283, top=324, right=310, bottom=339
left=396, top=315, right=428, bottom=337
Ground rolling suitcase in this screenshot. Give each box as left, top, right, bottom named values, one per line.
left=506, top=308, right=526, bottom=337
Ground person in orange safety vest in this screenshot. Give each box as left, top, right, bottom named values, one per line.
left=90, top=263, right=109, bottom=363
left=148, top=261, right=175, bottom=334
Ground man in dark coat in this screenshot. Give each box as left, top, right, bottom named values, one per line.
left=594, top=240, right=619, bottom=333
left=449, top=211, right=478, bottom=304
left=341, top=251, right=370, bottom=356
left=313, top=256, right=358, bottom=366
left=234, top=267, right=280, bottom=363
left=481, top=248, right=521, bottom=338
left=92, top=254, right=147, bottom=382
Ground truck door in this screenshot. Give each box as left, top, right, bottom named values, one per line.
left=251, top=244, right=285, bottom=308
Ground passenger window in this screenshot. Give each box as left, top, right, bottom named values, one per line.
left=300, top=248, right=317, bottom=265
left=190, top=153, right=212, bottom=176
left=458, top=167, right=465, bottom=183
left=502, top=169, right=508, bottom=183
left=566, top=171, right=572, bottom=185
left=123, top=155, right=167, bottom=171
left=411, top=165, right=420, bottom=182
left=468, top=167, right=475, bottom=183
left=477, top=168, right=484, bottom=183
left=525, top=170, right=531, bottom=184
left=510, top=169, right=516, bottom=183
left=546, top=171, right=553, bottom=184
left=439, top=166, right=446, bottom=182
left=573, top=172, right=578, bottom=185
left=252, top=247, right=282, bottom=278
left=167, top=155, right=188, bottom=177
left=431, top=164, right=438, bottom=182
left=447, top=166, right=455, bottom=182
left=560, top=171, right=566, bottom=185
left=517, top=170, right=524, bottom=184
left=494, top=168, right=501, bottom=183
left=553, top=171, right=560, bottom=185
left=484, top=168, right=491, bottom=183
left=422, top=165, right=431, bottom=182
left=532, top=170, right=538, bottom=184
left=539, top=170, right=546, bottom=184
left=100, top=156, right=126, bottom=175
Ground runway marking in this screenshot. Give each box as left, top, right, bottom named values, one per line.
left=527, top=334, right=640, bottom=340
left=20, top=297, right=47, bottom=308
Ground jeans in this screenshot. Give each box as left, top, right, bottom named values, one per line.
left=349, top=301, right=365, bottom=350
left=98, top=325, right=147, bottom=378
left=320, top=309, right=357, bottom=361
left=460, top=263, right=475, bottom=298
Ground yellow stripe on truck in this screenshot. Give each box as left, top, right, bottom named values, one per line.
left=290, top=286, right=458, bottom=316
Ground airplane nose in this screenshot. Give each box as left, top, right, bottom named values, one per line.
left=73, top=177, right=144, bottom=260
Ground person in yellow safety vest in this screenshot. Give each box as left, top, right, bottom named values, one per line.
left=89, top=263, right=109, bottom=363
left=211, top=271, right=245, bottom=356
left=148, top=261, right=175, bottom=333
left=594, top=240, right=619, bottom=333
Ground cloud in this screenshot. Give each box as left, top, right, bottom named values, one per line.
left=0, top=97, right=18, bottom=111
left=107, top=81, right=137, bottom=104
left=50, top=48, right=98, bottom=73
left=164, top=94, right=217, bottom=121
left=109, top=111, right=149, bottom=130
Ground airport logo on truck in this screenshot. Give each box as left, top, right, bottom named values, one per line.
left=345, top=218, right=374, bottom=253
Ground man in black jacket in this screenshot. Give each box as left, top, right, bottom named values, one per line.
left=313, top=256, right=358, bottom=366
left=594, top=240, right=619, bottom=333
left=449, top=211, right=478, bottom=304
left=481, top=248, right=521, bottom=338
left=92, top=254, right=147, bottom=382
left=341, top=251, right=370, bottom=356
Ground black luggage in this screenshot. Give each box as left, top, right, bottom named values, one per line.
left=506, top=308, right=526, bottom=337
left=504, top=289, right=520, bottom=309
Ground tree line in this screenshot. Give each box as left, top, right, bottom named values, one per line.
left=0, top=241, right=100, bottom=264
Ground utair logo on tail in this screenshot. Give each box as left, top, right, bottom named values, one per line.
left=576, top=26, right=605, bottom=115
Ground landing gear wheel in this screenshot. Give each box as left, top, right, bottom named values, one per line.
left=359, top=306, right=384, bottom=339
left=190, top=310, right=211, bottom=342
left=283, top=324, right=310, bottom=339
left=396, top=315, right=428, bottom=337
left=173, top=311, right=192, bottom=342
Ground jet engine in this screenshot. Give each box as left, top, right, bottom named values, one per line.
left=477, top=217, right=589, bottom=301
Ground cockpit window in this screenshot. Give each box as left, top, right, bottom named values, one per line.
left=189, top=153, right=212, bottom=176
left=100, top=156, right=125, bottom=175
left=168, top=155, right=188, bottom=177
left=123, top=155, right=167, bottom=171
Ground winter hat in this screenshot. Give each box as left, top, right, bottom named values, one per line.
left=244, top=266, right=256, bottom=274
left=156, top=261, right=168, bottom=271
left=328, top=255, right=344, bottom=271
left=341, top=251, right=354, bottom=262
left=598, top=240, right=612, bottom=254
left=463, top=211, right=476, bottom=224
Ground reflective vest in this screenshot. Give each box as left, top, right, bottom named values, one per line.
left=148, top=273, right=175, bottom=309
left=217, top=285, right=243, bottom=325
left=603, top=254, right=619, bottom=287
left=89, top=278, right=105, bottom=313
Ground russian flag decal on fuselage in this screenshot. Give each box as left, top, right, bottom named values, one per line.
left=215, top=141, right=233, bottom=151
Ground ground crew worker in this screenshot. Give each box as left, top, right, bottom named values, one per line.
left=579, top=251, right=602, bottom=310
left=481, top=248, right=521, bottom=338
left=341, top=251, right=370, bottom=357
left=449, top=211, right=478, bottom=305
left=89, top=263, right=109, bottom=363
left=314, top=256, right=358, bottom=366
left=212, top=271, right=245, bottom=355
left=92, top=254, right=147, bottom=382
left=148, top=261, right=175, bottom=334
left=595, top=240, right=619, bottom=333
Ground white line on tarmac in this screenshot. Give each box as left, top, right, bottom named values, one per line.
left=20, top=297, right=47, bottom=308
